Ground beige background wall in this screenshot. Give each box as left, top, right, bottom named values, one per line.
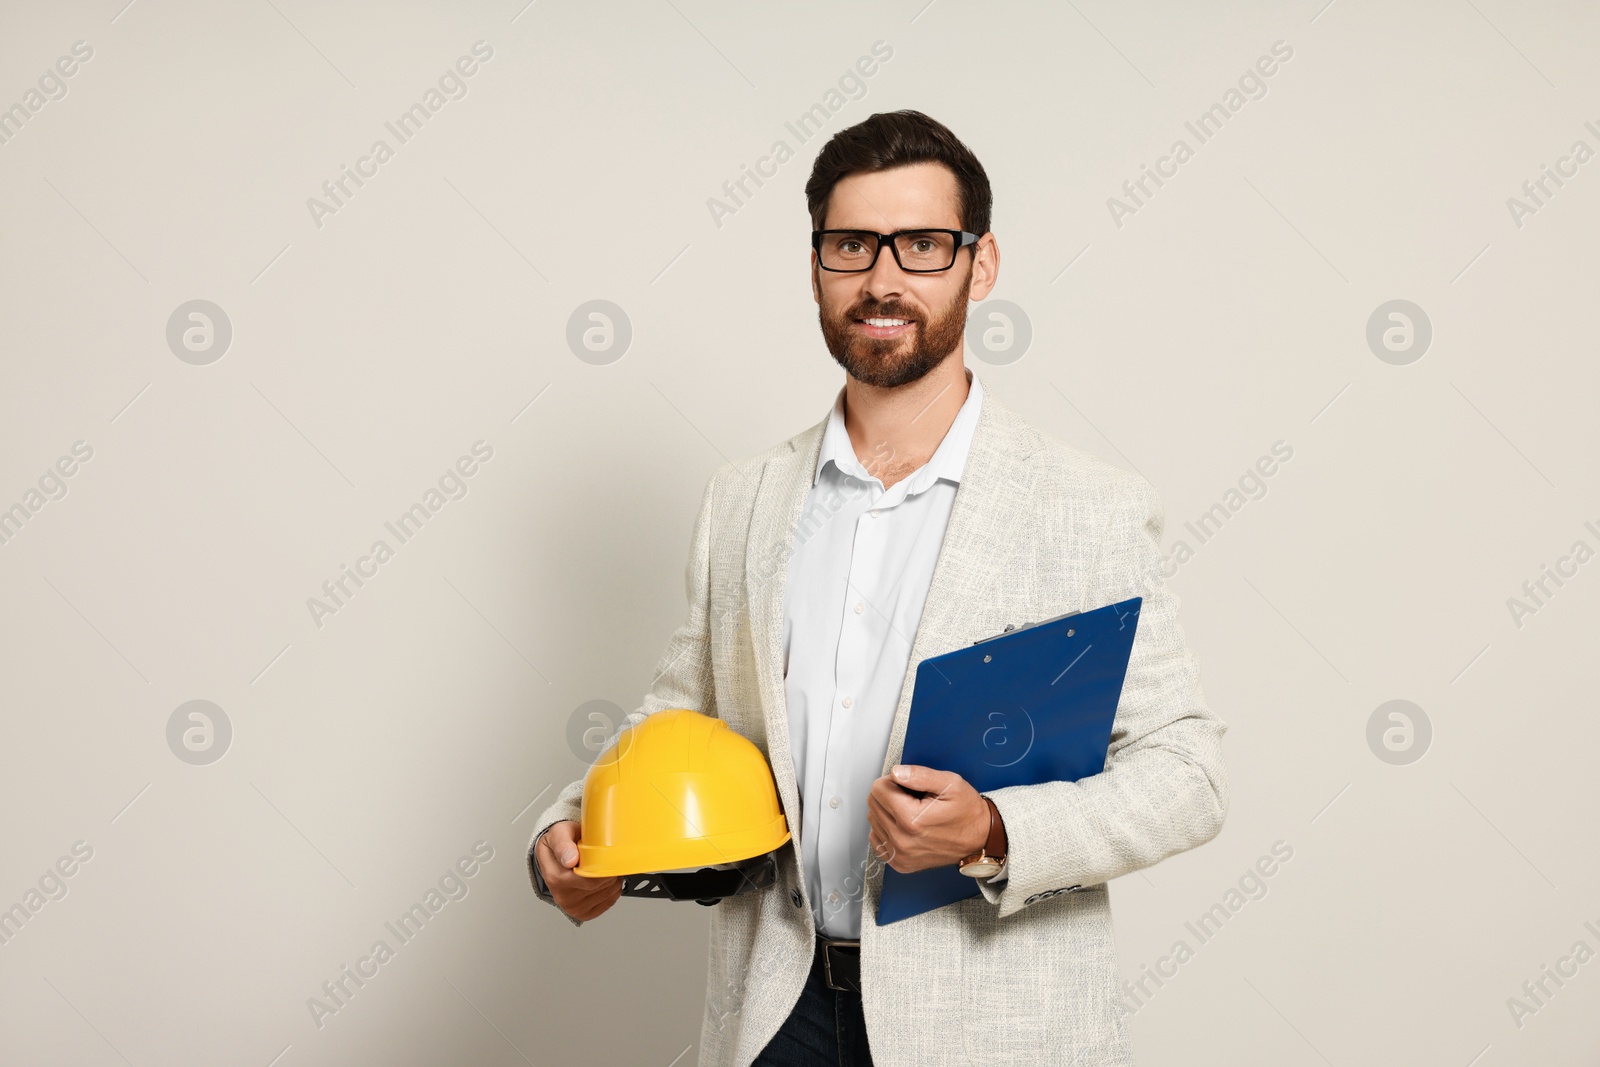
left=2, top=1, right=1596, bottom=1064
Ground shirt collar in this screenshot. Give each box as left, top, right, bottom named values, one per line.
left=815, top=367, right=984, bottom=499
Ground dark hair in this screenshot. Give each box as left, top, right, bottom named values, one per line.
left=805, top=110, right=992, bottom=238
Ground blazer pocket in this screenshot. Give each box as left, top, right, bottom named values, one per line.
left=959, top=889, right=1119, bottom=1058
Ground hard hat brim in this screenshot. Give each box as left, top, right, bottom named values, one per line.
left=574, top=820, right=790, bottom=879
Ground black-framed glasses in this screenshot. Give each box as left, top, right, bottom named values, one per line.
left=812, top=229, right=980, bottom=273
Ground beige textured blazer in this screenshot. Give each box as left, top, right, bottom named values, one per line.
left=528, top=384, right=1229, bottom=1066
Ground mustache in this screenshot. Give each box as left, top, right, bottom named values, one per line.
left=847, top=300, right=922, bottom=322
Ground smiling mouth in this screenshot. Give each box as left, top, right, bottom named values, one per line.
left=854, top=316, right=915, bottom=337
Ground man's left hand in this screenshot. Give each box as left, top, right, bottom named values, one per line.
left=866, top=764, right=998, bottom=873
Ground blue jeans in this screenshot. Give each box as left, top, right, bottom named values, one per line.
left=751, top=941, right=874, bottom=1066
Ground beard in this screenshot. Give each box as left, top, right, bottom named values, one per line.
left=818, top=263, right=973, bottom=389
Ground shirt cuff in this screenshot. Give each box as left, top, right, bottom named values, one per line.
left=530, top=827, right=556, bottom=898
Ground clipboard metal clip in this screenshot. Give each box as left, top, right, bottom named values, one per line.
left=972, top=623, right=1017, bottom=645
left=972, top=609, right=1083, bottom=646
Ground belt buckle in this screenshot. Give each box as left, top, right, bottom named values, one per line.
left=820, top=938, right=861, bottom=993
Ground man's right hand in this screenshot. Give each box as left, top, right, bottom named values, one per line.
left=536, top=820, right=623, bottom=922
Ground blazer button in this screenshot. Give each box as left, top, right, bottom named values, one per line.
left=790, top=888, right=803, bottom=908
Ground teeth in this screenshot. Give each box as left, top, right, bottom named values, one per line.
left=864, top=318, right=910, bottom=327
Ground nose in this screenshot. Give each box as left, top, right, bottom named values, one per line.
left=862, top=240, right=908, bottom=303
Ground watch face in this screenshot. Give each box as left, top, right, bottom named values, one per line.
left=960, top=859, right=1001, bottom=878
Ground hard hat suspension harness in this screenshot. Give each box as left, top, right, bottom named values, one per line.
left=617, top=852, right=779, bottom=906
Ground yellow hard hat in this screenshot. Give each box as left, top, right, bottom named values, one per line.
left=576, top=708, right=791, bottom=905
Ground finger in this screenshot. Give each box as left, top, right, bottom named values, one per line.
left=865, top=787, right=888, bottom=824
left=579, top=877, right=623, bottom=903
left=540, top=821, right=583, bottom=867
left=890, top=764, right=965, bottom=795
left=539, top=847, right=575, bottom=888
left=867, top=777, right=902, bottom=812
left=556, top=879, right=619, bottom=916
left=577, top=881, right=625, bottom=920
left=542, top=851, right=589, bottom=890
left=558, top=872, right=621, bottom=897
left=552, top=868, right=602, bottom=888
left=868, top=783, right=898, bottom=822
left=571, top=894, right=611, bottom=921
left=869, top=787, right=917, bottom=830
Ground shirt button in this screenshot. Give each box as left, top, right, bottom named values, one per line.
left=853, top=601, right=865, bottom=614
left=869, top=510, right=880, bottom=519
left=828, top=890, right=842, bottom=905
left=829, top=795, right=840, bottom=808
left=841, top=696, right=853, bottom=709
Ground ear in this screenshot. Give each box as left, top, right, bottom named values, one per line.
left=967, top=233, right=1001, bottom=302
left=810, top=251, right=822, bottom=306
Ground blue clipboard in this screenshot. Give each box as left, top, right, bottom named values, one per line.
left=876, top=596, right=1143, bottom=925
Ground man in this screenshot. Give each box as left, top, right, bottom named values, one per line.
left=529, top=110, right=1228, bottom=1066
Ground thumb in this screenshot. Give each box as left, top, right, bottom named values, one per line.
left=545, top=821, right=581, bottom=867
left=891, top=764, right=964, bottom=796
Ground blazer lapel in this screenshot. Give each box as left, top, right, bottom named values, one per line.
left=877, top=391, right=1038, bottom=777
left=744, top=421, right=826, bottom=829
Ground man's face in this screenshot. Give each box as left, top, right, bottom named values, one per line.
left=812, top=163, right=992, bottom=389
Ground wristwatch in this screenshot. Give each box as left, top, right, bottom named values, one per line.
left=958, top=796, right=1007, bottom=878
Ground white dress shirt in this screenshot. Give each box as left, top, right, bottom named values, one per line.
left=780, top=366, right=1005, bottom=939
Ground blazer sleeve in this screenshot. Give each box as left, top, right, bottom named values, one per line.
left=525, top=465, right=724, bottom=925
left=975, top=472, right=1229, bottom=919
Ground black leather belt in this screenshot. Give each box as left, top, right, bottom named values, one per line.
left=816, top=937, right=861, bottom=993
